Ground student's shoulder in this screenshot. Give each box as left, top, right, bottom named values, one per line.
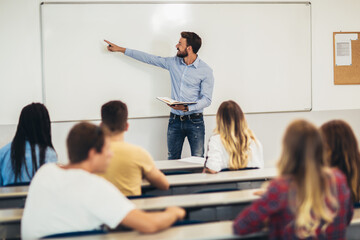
left=29, top=163, right=59, bottom=185
left=0, top=142, right=12, bottom=156
left=114, top=141, right=147, bottom=153
left=209, top=134, right=221, bottom=143
left=330, top=168, right=348, bottom=185
left=268, top=176, right=291, bottom=193
left=197, top=58, right=213, bottom=71
left=35, top=163, right=58, bottom=175
left=250, top=137, right=262, bottom=147
left=0, top=142, right=12, bottom=165
left=114, top=142, right=153, bottom=160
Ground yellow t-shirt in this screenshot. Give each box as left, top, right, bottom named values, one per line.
left=100, top=141, right=155, bottom=196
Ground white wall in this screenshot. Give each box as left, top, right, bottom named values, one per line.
left=311, top=0, right=360, bottom=110
left=0, top=0, right=42, bottom=125
left=1, top=0, right=360, bottom=167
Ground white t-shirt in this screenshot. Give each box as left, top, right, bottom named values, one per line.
left=21, top=163, right=135, bottom=239
left=205, top=134, right=264, bottom=172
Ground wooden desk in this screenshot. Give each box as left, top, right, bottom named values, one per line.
left=141, top=168, right=277, bottom=196
left=155, top=157, right=204, bottom=174
left=347, top=207, right=360, bottom=239
left=0, top=189, right=259, bottom=225
left=133, top=189, right=260, bottom=222
left=0, top=189, right=259, bottom=239
left=46, top=209, right=360, bottom=240
left=0, top=186, right=28, bottom=209
left=0, top=168, right=275, bottom=209
left=81, top=221, right=266, bottom=240
left=0, top=208, right=23, bottom=239
left=2, top=202, right=360, bottom=240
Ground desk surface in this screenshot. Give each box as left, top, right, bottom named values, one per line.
left=0, top=189, right=259, bottom=223
left=0, top=208, right=23, bottom=223
left=132, top=189, right=260, bottom=211
left=0, top=168, right=275, bottom=199
left=142, top=167, right=277, bottom=187
left=0, top=186, right=28, bottom=199
left=99, top=221, right=240, bottom=240
left=2, top=206, right=360, bottom=240
left=49, top=208, right=360, bottom=240
left=154, top=157, right=204, bottom=171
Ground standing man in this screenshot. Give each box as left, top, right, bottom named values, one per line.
left=105, top=32, right=214, bottom=160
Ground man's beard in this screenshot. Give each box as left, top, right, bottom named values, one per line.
left=177, top=49, right=188, bottom=58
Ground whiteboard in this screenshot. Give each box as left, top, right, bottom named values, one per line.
left=41, top=2, right=311, bottom=121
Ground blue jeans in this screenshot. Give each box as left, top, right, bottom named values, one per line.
left=167, top=114, right=205, bottom=160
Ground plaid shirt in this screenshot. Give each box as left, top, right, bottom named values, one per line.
left=233, top=169, right=353, bottom=239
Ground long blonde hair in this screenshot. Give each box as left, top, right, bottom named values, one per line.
left=215, top=101, right=255, bottom=169
left=278, top=120, right=338, bottom=238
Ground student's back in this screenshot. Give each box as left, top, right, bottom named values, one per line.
left=204, top=101, right=264, bottom=173
left=101, top=141, right=156, bottom=196
left=0, top=103, right=57, bottom=186
left=234, top=168, right=352, bottom=239
left=0, top=142, right=56, bottom=186
left=22, top=163, right=134, bottom=239
left=22, top=122, right=184, bottom=239
left=233, top=120, right=353, bottom=239
left=100, top=100, right=168, bottom=195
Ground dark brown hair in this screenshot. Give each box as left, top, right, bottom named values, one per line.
left=320, top=120, right=360, bottom=202
left=181, top=31, right=202, bottom=54
left=66, top=122, right=106, bottom=164
left=101, top=100, right=128, bottom=133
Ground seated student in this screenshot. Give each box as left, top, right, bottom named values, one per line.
left=233, top=120, right=353, bottom=239
left=0, top=103, right=57, bottom=186
left=21, top=122, right=185, bottom=239
left=99, top=100, right=169, bottom=196
left=204, top=100, right=263, bottom=173
left=320, top=120, right=360, bottom=203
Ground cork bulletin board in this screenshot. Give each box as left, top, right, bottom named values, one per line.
left=334, top=32, right=360, bottom=84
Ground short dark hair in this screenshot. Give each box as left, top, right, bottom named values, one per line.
left=101, top=100, right=128, bottom=133
left=181, top=31, right=202, bottom=54
left=67, top=122, right=106, bottom=164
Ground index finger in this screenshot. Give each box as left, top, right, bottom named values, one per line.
left=104, top=40, right=113, bottom=45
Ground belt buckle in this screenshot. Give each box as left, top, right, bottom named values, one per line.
left=180, top=115, right=186, bottom=121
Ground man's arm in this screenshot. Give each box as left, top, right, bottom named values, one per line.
left=144, top=167, right=170, bottom=190
left=188, top=69, right=214, bottom=112
left=120, top=207, right=186, bottom=233
left=104, top=40, right=169, bottom=69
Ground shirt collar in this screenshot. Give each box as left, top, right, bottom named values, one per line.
left=180, top=55, right=200, bottom=69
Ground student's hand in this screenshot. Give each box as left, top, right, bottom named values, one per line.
left=253, top=181, right=270, bottom=196
left=166, top=207, right=186, bottom=220
left=203, top=167, right=218, bottom=174
left=253, top=189, right=266, bottom=196
left=104, top=40, right=126, bottom=53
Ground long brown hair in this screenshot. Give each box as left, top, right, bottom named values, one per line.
left=278, top=120, right=338, bottom=238
left=215, top=101, right=255, bottom=169
left=320, top=120, right=360, bottom=202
